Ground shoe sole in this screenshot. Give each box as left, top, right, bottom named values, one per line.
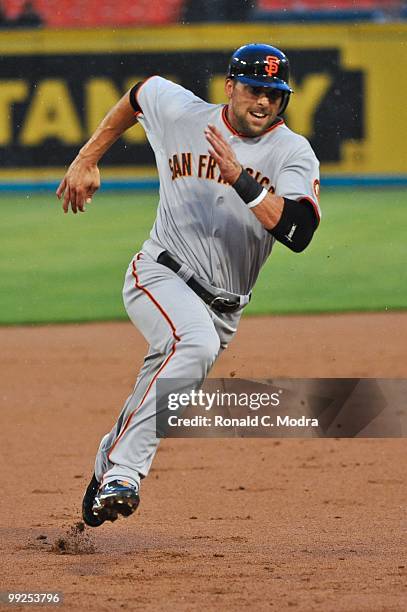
left=82, top=476, right=106, bottom=528
left=93, top=493, right=140, bottom=523
left=83, top=506, right=106, bottom=527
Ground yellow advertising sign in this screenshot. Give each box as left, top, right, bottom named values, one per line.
left=0, top=23, right=405, bottom=179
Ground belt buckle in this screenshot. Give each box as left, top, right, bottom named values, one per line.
left=210, top=296, right=238, bottom=313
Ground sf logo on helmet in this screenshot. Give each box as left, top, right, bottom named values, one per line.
left=265, top=55, right=280, bottom=76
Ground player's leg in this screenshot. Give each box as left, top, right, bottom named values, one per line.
left=86, top=252, right=223, bottom=523
left=99, top=252, right=221, bottom=482
left=83, top=345, right=164, bottom=527
left=94, top=345, right=164, bottom=484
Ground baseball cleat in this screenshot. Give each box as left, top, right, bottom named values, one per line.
left=82, top=473, right=106, bottom=527
left=92, top=480, right=140, bottom=523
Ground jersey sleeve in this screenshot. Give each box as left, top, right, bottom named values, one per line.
left=275, top=138, right=321, bottom=222
left=132, top=76, right=201, bottom=134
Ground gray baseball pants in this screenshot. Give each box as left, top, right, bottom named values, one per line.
left=94, top=250, right=241, bottom=487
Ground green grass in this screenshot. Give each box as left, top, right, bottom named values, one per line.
left=250, top=187, right=407, bottom=314
left=1, top=188, right=406, bottom=324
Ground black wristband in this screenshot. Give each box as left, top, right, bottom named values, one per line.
left=232, top=169, right=264, bottom=205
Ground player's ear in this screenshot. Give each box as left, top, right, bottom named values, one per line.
left=225, top=78, right=234, bottom=100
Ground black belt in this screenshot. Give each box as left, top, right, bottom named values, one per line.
left=157, top=251, right=242, bottom=314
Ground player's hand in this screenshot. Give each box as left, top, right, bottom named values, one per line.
left=56, top=155, right=100, bottom=214
left=205, top=124, right=242, bottom=185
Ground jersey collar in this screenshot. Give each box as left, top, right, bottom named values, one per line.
left=221, top=105, right=284, bottom=138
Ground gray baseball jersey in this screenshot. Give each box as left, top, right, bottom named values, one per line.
left=135, top=76, right=320, bottom=296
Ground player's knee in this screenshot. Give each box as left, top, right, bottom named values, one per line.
left=199, top=331, right=221, bottom=367
left=181, top=327, right=221, bottom=370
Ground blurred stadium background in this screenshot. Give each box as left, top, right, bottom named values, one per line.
left=0, top=0, right=406, bottom=323
left=0, top=0, right=406, bottom=27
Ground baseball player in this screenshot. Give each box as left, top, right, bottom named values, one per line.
left=56, top=44, right=321, bottom=527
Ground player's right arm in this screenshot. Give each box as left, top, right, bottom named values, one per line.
left=56, top=91, right=137, bottom=214
left=206, top=124, right=320, bottom=252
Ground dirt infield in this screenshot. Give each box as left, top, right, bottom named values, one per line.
left=1, top=313, right=406, bottom=611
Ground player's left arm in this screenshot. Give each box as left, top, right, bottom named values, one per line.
left=205, top=124, right=319, bottom=253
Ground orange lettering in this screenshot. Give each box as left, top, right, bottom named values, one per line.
left=168, top=157, right=175, bottom=180
left=198, top=154, right=208, bottom=178
left=181, top=152, right=192, bottom=177
left=313, top=178, right=320, bottom=202
left=206, top=156, right=217, bottom=180
left=265, top=55, right=280, bottom=77
left=172, top=154, right=182, bottom=179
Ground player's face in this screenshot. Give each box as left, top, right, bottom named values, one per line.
left=225, top=79, right=283, bottom=137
